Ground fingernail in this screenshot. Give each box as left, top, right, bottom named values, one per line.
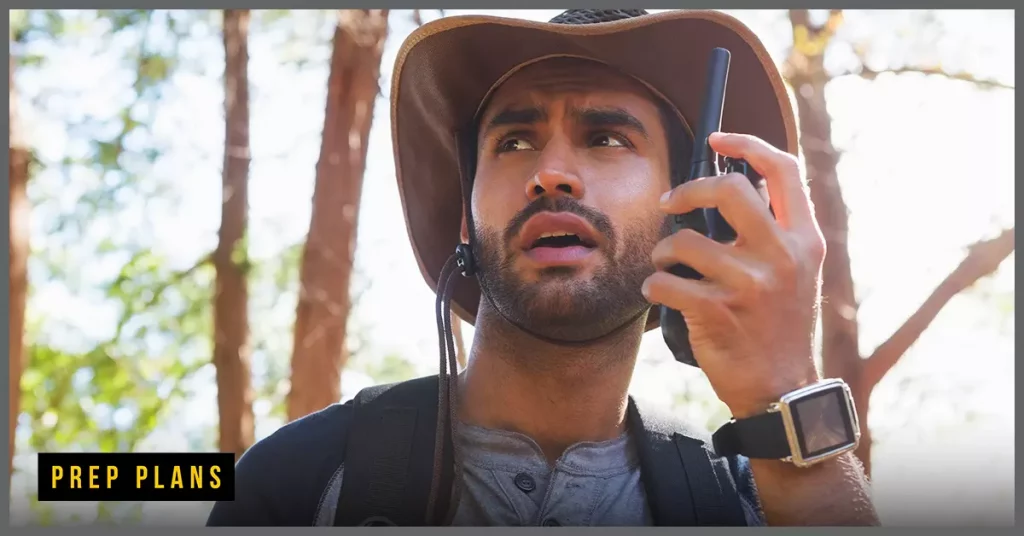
left=660, top=190, right=672, bottom=207
left=641, top=280, right=650, bottom=297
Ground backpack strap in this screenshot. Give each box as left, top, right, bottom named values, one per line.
left=627, top=396, right=749, bottom=526
left=333, top=375, right=453, bottom=526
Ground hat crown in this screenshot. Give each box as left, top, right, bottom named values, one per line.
left=548, top=9, right=649, bottom=25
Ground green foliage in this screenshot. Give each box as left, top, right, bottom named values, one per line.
left=229, top=231, right=252, bottom=275
left=21, top=248, right=212, bottom=454
left=244, top=241, right=377, bottom=420
left=28, top=494, right=55, bottom=526
left=350, top=352, right=418, bottom=386
left=96, top=10, right=150, bottom=34
left=20, top=10, right=182, bottom=244
left=259, top=10, right=296, bottom=25
left=245, top=242, right=305, bottom=421
left=14, top=14, right=213, bottom=525
left=10, top=10, right=30, bottom=42
left=11, top=6, right=391, bottom=526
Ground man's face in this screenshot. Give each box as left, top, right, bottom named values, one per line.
left=468, top=58, right=675, bottom=342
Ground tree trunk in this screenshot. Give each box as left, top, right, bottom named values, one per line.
left=287, top=10, right=389, bottom=422
left=784, top=9, right=873, bottom=474
left=9, top=52, right=31, bottom=484
left=785, top=9, right=1014, bottom=477
left=214, top=9, right=255, bottom=459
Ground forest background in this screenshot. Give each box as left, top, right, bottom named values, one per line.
left=7, top=8, right=1015, bottom=527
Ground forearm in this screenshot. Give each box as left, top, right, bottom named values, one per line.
left=750, top=452, right=879, bottom=526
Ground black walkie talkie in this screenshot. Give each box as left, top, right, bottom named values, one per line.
left=660, top=47, right=768, bottom=368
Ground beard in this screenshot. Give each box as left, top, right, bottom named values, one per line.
left=472, top=196, right=672, bottom=342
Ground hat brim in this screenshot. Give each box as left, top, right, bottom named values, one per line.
left=389, top=10, right=798, bottom=331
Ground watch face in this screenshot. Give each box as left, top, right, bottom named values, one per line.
left=789, top=386, right=857, bottom=459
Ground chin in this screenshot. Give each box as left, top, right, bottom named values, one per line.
left=528, top=288, right=586, bottom=318
left=518, top=284, right=619, bottom=336
left=490, top=278, right=647, bottom=343
left=480, top=250, right=649, bottom=342
left=534, top=265, right=593, bottom=283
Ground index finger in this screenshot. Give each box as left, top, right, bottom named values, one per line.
left=708, top=132, right=815, bottom=232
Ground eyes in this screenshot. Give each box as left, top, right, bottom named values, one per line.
left=497, top=137, right=535, bottom=152
left=495, top=132, right=632, bottom=154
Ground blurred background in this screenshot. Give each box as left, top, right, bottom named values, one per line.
left=7, top=8, right=1014, bottom=527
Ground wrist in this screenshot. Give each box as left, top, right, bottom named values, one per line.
left=714, top=377, right=861, bottom=470
left=725, top=366, right=821, bottom=419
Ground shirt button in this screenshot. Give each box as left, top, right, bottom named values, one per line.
left=542, top=518, right=561, bottom=526
left=513, top=472, right=536, bottom=493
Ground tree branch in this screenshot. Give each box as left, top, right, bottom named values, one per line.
left=847, top=65, right=1014, bottom=91
left=146, top=253, right=213, bottom=310
left=111, top=252, right=214, bottom=340
left=862, top=227, right=1015, bottom=388
left=783, top=10, right=845, bottom=84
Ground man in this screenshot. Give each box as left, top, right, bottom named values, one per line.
left=207, top=9, right=878, bottom=527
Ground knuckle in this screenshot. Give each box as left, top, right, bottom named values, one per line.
left=690, top=286, right=720, bottom=311
left=773, top=153, right=801, bottom=177
left=793, top=226, right=826, bottom=262
left=739, top=268, right=772, bottom=301
left=774, top=247, right=800, bottom=278
left=665, top=228, right=701, bottom=256
left=672, top=227, right=703, bottom=245
left=720, top=172, right=750, bottom=195
left=651, top=242, right=673, bottom=266
left=806, top=232, right=826, bottom=261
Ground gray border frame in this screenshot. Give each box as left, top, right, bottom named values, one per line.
left=4, top=1, right=1018, bottom=532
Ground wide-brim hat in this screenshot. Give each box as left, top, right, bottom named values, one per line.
left=389, top=9, right=798, bottom=331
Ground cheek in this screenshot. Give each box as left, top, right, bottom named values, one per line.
left=583, top=160, right=668, bottom=257
left=472, top=162, right=526, bottom=232
left=584, top=159, right=667, bottom=221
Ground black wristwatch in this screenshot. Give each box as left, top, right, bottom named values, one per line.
left=712, top=379, right=860, bottom=468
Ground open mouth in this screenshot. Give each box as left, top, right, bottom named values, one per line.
left=530, top=232, right=597, bottom=250
left=518, top=212, right=602, bottom=266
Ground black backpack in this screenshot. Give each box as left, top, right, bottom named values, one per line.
left=329, top=375, right=753, bottom=526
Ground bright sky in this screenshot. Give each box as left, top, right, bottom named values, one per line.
left=12, top=9, right=1015, bottom=526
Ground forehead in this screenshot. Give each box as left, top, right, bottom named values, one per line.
left=479, top=58, right=664, bottom=123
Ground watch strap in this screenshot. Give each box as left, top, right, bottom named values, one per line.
left=712, top=410, right=792, bottom=460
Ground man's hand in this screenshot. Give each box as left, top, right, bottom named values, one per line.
left=643, top=131, right=823, bottom=418
left=642, top=132, right=878, bottom=526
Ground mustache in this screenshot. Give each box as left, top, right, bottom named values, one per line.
left=503, top=196, right=615, bottom=246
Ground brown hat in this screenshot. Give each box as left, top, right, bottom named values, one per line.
left=389, top=9, right=798, bottom=330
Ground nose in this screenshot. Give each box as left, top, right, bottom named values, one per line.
left=525, top=140, right=586, bottom=202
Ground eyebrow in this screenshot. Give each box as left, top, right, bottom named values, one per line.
left=483, top=106, right=547, bottom=134
left=480, top=105, right=650, bottom=140
left=571, top=107, right=649, bottom=140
